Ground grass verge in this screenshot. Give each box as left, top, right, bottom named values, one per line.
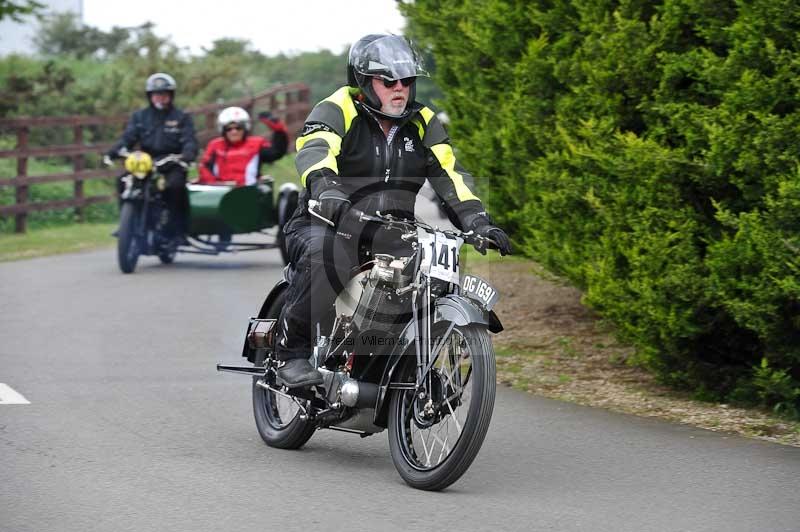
left=0, top=223, right=116, bottom=262
left=465, top=251, right=800, bottom=447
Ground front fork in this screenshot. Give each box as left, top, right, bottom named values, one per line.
left=120, top=177, right=151, bottom=240
left=412, top=276, right=437, bottom=406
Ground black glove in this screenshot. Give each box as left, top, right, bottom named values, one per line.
left=473, top=223, right=512, bottom=256
left=315, top=188, right=351, bottom=226
left=258, top=111, right=286, bottom=132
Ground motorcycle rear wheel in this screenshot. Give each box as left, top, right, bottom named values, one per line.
left=252, top=290, right=315, bottom=449
left=388, top=324, right=496, bottom=491
left=117, top=202, right=141, bottom=274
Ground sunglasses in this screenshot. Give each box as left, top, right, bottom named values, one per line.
left=224, top=125, right=244, bottom=132
left=381, top=77, right=416, bottom=88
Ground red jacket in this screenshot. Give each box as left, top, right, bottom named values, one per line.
left=199, top=130, right=288, bottom=186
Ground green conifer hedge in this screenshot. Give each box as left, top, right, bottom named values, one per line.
left=403, top=0, right=800, bottom=414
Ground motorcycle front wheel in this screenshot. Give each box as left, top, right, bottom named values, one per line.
left=252, top=289, right=315, bottom=449
left=117, top=202, right=141, bottom=274
left=388, top=324, right=496, bottom=491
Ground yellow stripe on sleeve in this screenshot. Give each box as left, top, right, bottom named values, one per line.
left=430, top=143, right=479, bottom=202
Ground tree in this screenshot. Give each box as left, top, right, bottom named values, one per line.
left=0, top=0, right=42, bottom=22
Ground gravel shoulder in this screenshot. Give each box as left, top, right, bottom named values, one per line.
left=465, top=253, right=800, bottom=447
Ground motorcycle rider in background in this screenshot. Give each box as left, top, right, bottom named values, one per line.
left=274, top=34, right=512, bottom=388
left=198, top=107, right=288, bottom=186
left=106, top=72, right=198, bottom=240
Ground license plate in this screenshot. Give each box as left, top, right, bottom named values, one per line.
left=461, top=275, right=499, bottom=310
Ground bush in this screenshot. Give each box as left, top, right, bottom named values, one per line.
left=402, top=0, right=800, bottom=414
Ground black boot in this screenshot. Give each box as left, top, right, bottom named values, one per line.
left=276, top=359, right=323, bottom=388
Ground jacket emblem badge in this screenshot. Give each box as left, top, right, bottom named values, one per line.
left=404, top=137, right=414, bottom=152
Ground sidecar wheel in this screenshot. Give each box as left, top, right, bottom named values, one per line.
left=117, top=202, right=140, bottom=274
left=252, top=290, right=315, bottom=449
left=276, top=189, right=296, bottom=266
left=388, top=324, right=496, bottom=491
left=277, top=225, right=289, bottom=265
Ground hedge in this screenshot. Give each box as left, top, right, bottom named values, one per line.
left=402, top=0, right=800, bottom=415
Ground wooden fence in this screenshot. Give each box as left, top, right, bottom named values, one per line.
left=0, top=83, right=311, bottom=233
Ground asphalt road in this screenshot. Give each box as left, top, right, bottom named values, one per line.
left=2, top=233, right=800, bottom=532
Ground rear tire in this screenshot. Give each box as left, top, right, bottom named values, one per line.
left=252, top=289, right=315, bottom=449
left=388, top=324, right=496, bottom=491
left=117, top=202, right=141, bottom=274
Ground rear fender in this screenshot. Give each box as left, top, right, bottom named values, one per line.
left=242, top=277, right=289, bottom=362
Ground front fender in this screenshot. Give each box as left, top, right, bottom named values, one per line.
left=435, top=295, right=503, bottom=334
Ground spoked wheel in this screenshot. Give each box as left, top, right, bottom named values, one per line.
left=117, top=202, right=141, bottom=274
left=252, top=289, right=315, bottom=449
left=388, top=324, right=496, bottom=491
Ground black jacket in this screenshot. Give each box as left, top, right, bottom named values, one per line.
left=293, top=86, right=489, bottom=230
left=109, top=105, right=198, bottom=162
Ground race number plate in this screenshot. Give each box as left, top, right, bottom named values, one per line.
left=461, top=275, right=499, bottom=310
left=418, top=229, right=462, bottom=285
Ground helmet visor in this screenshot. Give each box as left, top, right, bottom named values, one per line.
left=352, top=36, right=429, bottom=81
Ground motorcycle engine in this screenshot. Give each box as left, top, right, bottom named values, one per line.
left=352, top=254, right=412, bottom=332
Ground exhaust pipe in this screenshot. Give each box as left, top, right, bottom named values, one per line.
left=340, top=380, right=379, bottom=408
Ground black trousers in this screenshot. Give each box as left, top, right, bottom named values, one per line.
left=161, top=166, right=189, bottom=235
left=274, top=215, right=411, bottom=360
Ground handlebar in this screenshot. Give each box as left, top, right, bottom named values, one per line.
left=105, top=149, right=188, bottom=170
left=305, top=202, right=501, bottom=251
left=349, top=208, right=501, bottom=251
left=154, top=154, right=188, bottom=169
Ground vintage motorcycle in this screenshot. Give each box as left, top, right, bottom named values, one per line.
left=115, top=151, right=187, bottom=273
left=218, top=210, right=504, bottom=490
left=114, top=150, right=297, bottom=274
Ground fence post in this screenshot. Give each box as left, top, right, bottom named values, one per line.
left=15, top=127, right=29, bottom=234
left=205, top=111, right=216, bottom=140
left=74, top=125, right=84, bottom=222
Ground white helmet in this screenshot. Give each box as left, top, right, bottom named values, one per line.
left=217, top=107, right=251, bottom=134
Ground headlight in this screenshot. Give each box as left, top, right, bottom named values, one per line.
left=124, top=151, right=153, bottom=179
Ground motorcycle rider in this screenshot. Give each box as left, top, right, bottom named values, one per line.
left=107, top=72, right=198, bottom=239
left=198, top=107, right=288, bottom=186
left=274, top=34, right=512, bottom=388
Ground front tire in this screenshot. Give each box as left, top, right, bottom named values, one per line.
left=388, top=324, right=496, bottom=491
left=252, top=289, right=315, bottom=449
left=117, top=202, right=141, bottom=274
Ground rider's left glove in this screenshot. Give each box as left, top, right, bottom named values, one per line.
left=258, top=111, right=287, bottom=133
left=473, top=223, right=512, bottom=256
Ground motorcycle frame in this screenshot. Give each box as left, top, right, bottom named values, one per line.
left=231, top=219, right=504, bottom=430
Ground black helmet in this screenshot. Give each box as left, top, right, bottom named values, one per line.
left=347, top=34, right=429, bottom=119
left=145, top=72, right=177, bottom=100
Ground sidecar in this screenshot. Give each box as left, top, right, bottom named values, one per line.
left=183, top=177, right=298, bottom=264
